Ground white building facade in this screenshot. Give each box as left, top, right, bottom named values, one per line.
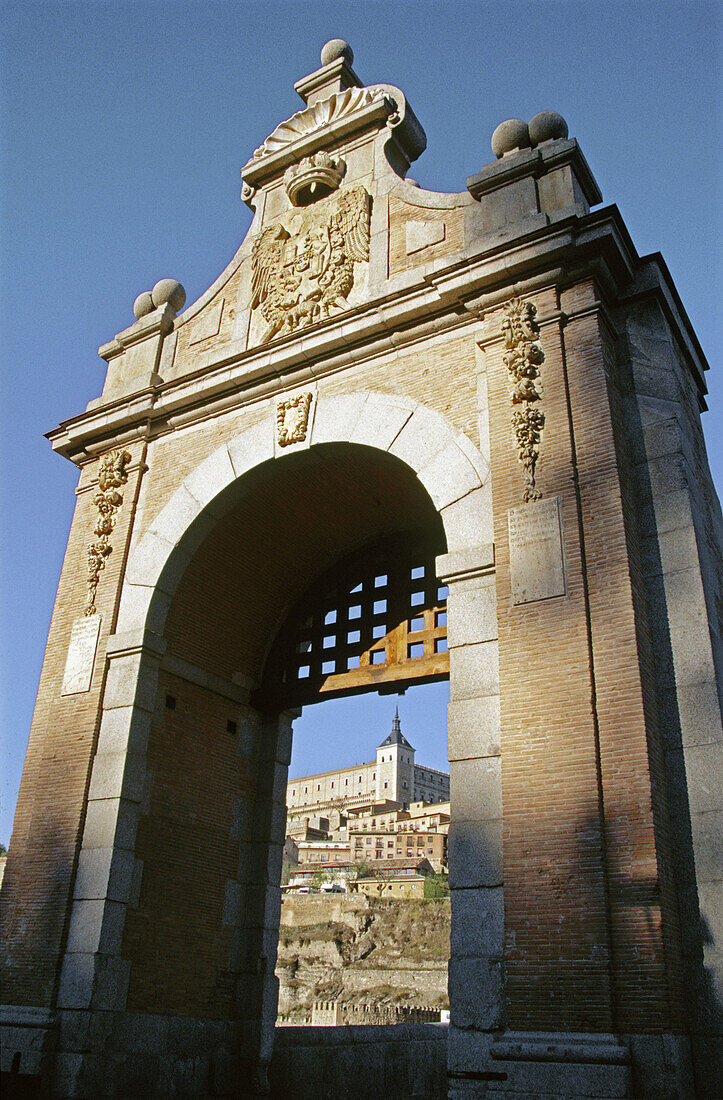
left=286, top=710, right=449, bottom=821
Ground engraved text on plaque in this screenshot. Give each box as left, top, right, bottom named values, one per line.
left=508, top=496, right=565, bottom=605
left=61, top=615, right=102, bottom=695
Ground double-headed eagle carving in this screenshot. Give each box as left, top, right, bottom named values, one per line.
left=251, top=183, right=371, bottom=343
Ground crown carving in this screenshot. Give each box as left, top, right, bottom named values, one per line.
left=284, top=152, right=347, bottom=206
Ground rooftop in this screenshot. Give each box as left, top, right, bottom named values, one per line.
left=377, top=706, right=414, bottom=750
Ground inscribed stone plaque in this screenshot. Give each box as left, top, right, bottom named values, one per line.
left=61, top=615, right=102, bottom=695
left=508, top=496, right=565, bottom=605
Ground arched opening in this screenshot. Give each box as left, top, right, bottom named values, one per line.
left=117, top=440, right=453, bottom=1083
left=260, top=530, right=452, bottom=1033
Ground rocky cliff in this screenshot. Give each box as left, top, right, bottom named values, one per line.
left=276, top=894, right=450, bottom=1019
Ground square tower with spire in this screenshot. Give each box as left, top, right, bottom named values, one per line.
left=376, top=707, right=416, bottom=807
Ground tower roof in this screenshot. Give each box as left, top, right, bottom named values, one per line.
left=378, top=706, right=414, bottom=750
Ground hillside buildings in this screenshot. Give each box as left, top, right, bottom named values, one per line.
left=284, top=715, right=450, bottom=891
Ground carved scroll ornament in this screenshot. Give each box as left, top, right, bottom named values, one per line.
left=251, top=87, right=389, bottom=160
left=277, top=392, right=313, bottom=447
left=85, top=448, right=132, bottom=615
left=251, top=183, right=371, bottom=343
left=502, top=298, right=546, bottom=502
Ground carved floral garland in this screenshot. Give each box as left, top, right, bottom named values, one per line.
left=501, top=298, right=545, bottom=502
left=85, top=448, right=132, bottom=615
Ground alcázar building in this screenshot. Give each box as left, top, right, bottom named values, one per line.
left=285, top=709, right=450, bottom=823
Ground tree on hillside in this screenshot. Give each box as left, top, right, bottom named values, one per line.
left=424, top=873, right=450, bottom=899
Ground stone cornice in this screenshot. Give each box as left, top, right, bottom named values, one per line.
left=46, top=207, right=696, bottom=463
left=106, top=628, right=167, bottom=662
left=437, top=545, right=496, bottom=584
left=467, top=139, right=602, bottom=208
left=98, top=303, right=176, bottom=361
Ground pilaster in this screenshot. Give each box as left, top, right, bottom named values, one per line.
left=437, top=545, right=506, bottom=1087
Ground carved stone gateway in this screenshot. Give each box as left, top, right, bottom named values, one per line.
left=2, top=39, right=721, bottom=1100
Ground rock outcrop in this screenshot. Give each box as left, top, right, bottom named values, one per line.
left=276, top=894, right=450, bottom=1020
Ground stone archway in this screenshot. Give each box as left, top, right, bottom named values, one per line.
left=4, top=32, right=718, bottom=1095
left=54, top=392, right=501, bottom=1095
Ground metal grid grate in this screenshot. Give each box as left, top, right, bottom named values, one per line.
left=260, top=531, right=448, bottom=706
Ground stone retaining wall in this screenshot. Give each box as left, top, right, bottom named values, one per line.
left=269, top=1023, right=448, bottom=1100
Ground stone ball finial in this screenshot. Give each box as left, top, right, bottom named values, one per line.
left=151, top=278, right=186, bottom=313
left=529, top=110, right=568, bottom=146
left=320, top=39, right=353, bottom=66
left=133, top=291, right=154, bottom=320
left=491, top=119, right=531, bottom=159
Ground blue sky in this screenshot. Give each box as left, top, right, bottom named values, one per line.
left=1, top=1, right=720, bottom=846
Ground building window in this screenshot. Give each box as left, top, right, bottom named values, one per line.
left=384, top=782, right=388, bottom=789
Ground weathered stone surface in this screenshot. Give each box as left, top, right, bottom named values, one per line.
left=61, top=615, right=102, bottom=695
left=73, top=846, right=136, bottom=903
left=446, top=579, right=498, bottom=647
left=508, top=496, right=565, bottom=604
left=491, top=119, right=530, bottom=158
left=448, top=641, right=500, bottom=700
left=528, top=110, right=568, bottom=145
left=447, top=695, right=501, bottom=761
left=450, top=886, right=505, bottom=958
left=448, top=956, right=504, bottom=1029
left=448, top=818, right=503, bottom=888
left=450, top=757, right=502, bottom=821
left=440, top=489, right=494, bottom=553
left=270, top=1023, right=447, bottom=1100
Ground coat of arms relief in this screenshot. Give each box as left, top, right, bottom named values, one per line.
left=251, top=170, right=371, bottom=344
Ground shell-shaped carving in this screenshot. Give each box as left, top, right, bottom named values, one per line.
left=253, top=87, right=389, bottom=159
